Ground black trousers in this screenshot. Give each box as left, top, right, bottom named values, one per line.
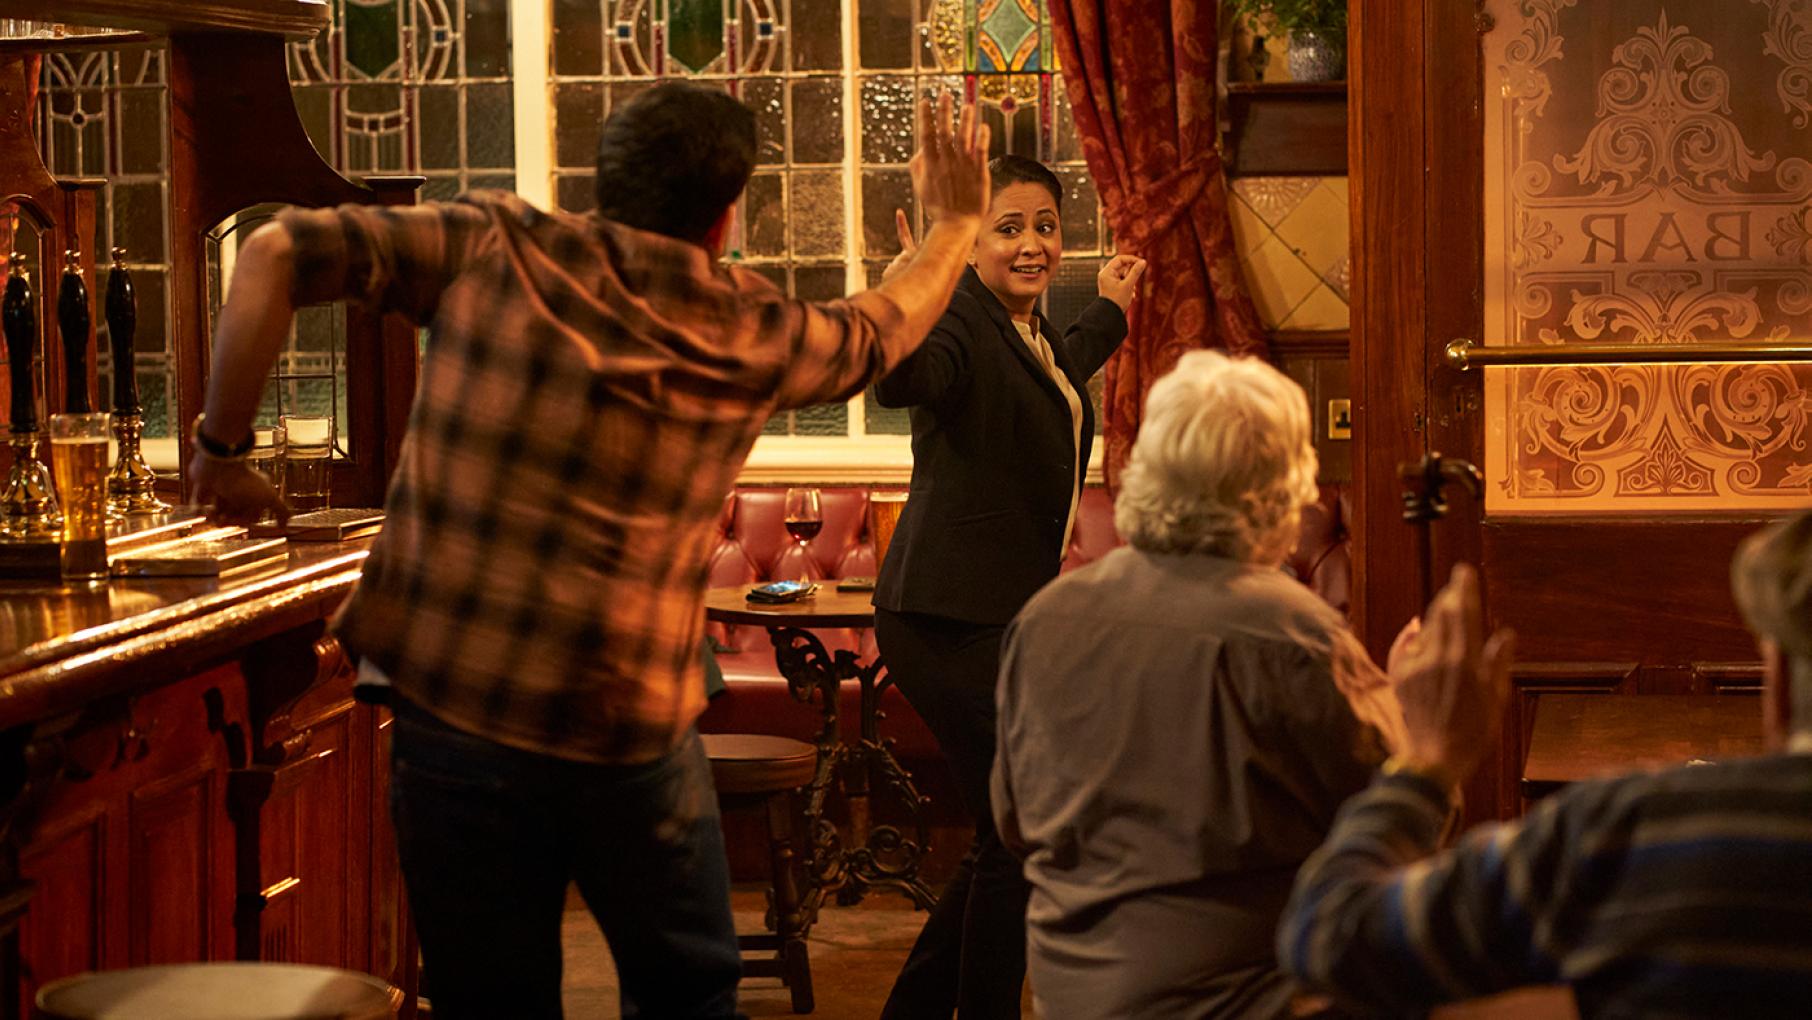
left=876, top=607, right=1030, bottom=1020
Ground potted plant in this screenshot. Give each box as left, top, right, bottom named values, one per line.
left=1227, top=0, right=1347, bottom=83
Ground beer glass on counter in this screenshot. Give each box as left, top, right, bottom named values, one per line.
left=279, top=414, right=332, bottom=511
left=50, top=412, right=112, bottom=581
left=248, top=425, right=285, bottom=491
left=868, top=492, right=907, bottom=571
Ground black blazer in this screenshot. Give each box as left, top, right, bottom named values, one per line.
left=872, top=267, right=1129, bottom=625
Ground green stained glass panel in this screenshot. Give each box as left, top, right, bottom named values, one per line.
left=978, top=0, right=1036, bottom=72
left=667, top=0, right=726, bottom=73
left=342, top=0, right=402, bottom=79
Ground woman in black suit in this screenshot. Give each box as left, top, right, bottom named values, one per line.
left=873, top=155, right=1146, bottom=1019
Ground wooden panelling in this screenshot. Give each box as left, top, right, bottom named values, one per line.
left=1224, top=83, right=1349, bottom=177
left=1482, top=520, right=1765, bottom=665
left=17, top=814, right=104, bottom=1005
left=1507, top=663, right=1638, bottom=812
left=128, top=767, right=218, bottom=966
left=1274, top=330, right=1351, bottom=483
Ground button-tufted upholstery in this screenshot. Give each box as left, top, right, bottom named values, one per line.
left=698, top=484, right=1353, bottom=758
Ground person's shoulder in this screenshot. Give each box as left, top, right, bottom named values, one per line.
left=1015, top=548, right=1143, bottom=621
left=723, top=264, right=787, bottom=299
left=1228, top=565, right=1349, bottom=635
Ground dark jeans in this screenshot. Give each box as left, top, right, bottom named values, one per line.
left=875, top=608, right=1030, bottom=1020
left=388, top=695, right=741, bottom=1019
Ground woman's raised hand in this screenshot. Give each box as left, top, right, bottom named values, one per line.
left=1097, top=253, right=1148, bottom=311
left=882, top=209, right=918, bottom=283
left=909, top=91, right=991, bottom=229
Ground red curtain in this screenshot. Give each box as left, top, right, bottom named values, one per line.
left=1048, top=0, right=1268, bottom=487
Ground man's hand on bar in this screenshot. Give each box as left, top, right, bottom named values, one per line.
left=189, top=456, right=290, bottom=527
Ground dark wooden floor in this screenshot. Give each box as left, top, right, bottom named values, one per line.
left=559, top=885, right=1025, bottom=1018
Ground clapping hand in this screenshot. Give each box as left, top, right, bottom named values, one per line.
left=1386, top=564, right=1516, bottom=789
left=1097, top=254, right=1147, bottom=311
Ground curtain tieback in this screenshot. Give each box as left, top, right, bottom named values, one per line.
left=1108, top=150, right=1223, bottom=253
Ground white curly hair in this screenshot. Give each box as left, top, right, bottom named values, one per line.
left=1113, top=350, right=1319, bottom=565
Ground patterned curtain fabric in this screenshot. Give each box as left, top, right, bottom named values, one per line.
left=1047, top=0, right=1268, bottom=487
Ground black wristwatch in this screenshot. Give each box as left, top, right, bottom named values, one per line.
left=190, top=413, right=254, bottom=461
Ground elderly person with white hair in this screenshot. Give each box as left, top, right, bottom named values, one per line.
left=990, top=350, right=1405, bottom=1019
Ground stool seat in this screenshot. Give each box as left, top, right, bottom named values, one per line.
left=703, top=733, right=817, bottom=795
left=35, top=963, right=397, bottom=1020
left=701, top=732, right=818, bottom=1012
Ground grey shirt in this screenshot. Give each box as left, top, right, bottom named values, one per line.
left=992, top=546, right=1399, bottom=1019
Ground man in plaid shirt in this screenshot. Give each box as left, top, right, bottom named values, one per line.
left=189, top=83, right=993, bottom=1018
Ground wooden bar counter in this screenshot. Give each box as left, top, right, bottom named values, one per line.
left=0, top=524, right=415, bottom=1017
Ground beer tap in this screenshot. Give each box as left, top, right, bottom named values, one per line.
left=105, top=249, right=167, bottom=514
left=0, top=252, right=60, bottom=539
left=56, top=248, right=91, bottom=414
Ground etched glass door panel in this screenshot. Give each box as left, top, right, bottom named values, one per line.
left=1483, top=1, right=1812, bottom=512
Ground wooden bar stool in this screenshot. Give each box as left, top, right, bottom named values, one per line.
left=703, top=733, right=818, bottom=1014
left=34, top=962, right=400, bottom=1019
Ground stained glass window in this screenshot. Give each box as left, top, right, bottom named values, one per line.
left=37, top=45, right=177, bottom=446
left=290, top=0, right=518, bottom=202
left=859, top=0, right=1106, bottom=436
left=32, top=1, right=515, bottom=458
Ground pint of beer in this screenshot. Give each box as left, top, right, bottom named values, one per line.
left=868, top=492, right=908, bottom=571
left=50, top=412, right=112, bottom=580
left=280, top=414, right=333, bottom=511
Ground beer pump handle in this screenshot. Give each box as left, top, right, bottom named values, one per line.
left=106, top=248, right=139, bottom=416
left=58, top=250, right=91, bottom=415
left=3, top=255, right=37, bottom=434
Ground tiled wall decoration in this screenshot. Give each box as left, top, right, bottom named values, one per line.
left=1228, top=175, right=1350, bottom=331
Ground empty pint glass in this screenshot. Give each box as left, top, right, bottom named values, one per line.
left=279, top=415, right=332, bottom=511
left=51, top=412, right=112, bottom=580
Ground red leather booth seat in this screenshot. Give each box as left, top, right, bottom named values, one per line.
left=697, top=484, right=1353, bottom=758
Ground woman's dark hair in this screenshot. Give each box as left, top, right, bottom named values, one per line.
left=595, top=82, right=757, bottom=244
left=988, top=154, right=1063, bottom=215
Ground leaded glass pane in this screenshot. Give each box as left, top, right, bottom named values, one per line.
left=290, top=0, right=516, bottom=196
left=790, top=78, right=844, bottom=163
left=37, top=45, right=178, bottom=443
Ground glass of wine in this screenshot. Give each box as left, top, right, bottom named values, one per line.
left=783, top=487, right=823, bottom=582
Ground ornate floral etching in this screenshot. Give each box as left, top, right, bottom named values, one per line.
left=1556, top=13, right=1776, bottom=191
left=1754, top=0, right=1812, bottom=128
left=1485, top=2, right=1812, bottom=510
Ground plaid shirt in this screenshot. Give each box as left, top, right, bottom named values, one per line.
left=280, top=192, right=908, bottom=763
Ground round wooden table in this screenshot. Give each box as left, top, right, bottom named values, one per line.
left=704, top=585, right=934, bottom=910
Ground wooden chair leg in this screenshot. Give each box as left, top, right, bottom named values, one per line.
left=764, top=789, right=814, bottom=1014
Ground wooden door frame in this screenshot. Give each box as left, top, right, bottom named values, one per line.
left=1349, top=0, right=1497, bottom=816
left=1349, top=0, right=1487, bottom=659
left=1350, top=1, right=1774, bottom=820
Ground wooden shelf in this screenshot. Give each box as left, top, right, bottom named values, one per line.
left=1, top=0, right=328, bottom=39
left=1222, top=81, right=1348, bottom=177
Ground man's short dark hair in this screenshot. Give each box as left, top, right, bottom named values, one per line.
left=595, top=82, right=757, bottom=244
left=989, top=154, right=1062, bottom=215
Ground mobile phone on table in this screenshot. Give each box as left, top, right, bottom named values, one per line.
left=747, top=580, right=816, bottom=603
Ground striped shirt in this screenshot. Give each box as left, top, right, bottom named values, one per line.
left=281, top=191, right=908, bottom=764
left=1278, top=753, right=1812, bottom=1018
